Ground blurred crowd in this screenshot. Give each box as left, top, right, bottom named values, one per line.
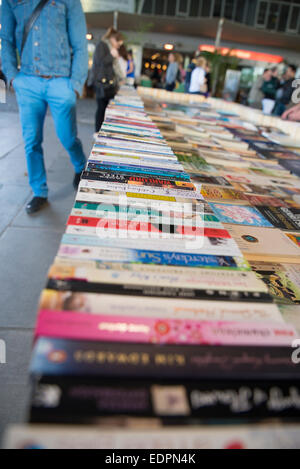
left=87, top=27, right=136, bottom=131
left=150, top=51, right=211, bottom=97
left=248, top=64, right=297, bottom=117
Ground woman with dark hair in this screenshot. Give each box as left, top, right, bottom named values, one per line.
left=90, top=27, right=124, bottom=132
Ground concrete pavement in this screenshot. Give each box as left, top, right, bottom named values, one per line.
left=0, top=91, right=95, bottom=441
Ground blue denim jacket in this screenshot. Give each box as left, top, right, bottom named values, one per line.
left=0, top=0, right=88, bottom=94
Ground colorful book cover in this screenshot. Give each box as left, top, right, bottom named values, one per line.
left=256, top=206, right=300, bottom=231
left=286, top=232, right=300, bottom=248
left=250, top=261, right=300, bottom=305
left=35, top=310, right=297, bottom=347
left=5, top=424, right=300, bottom=449
left=39, top=289, right=282, bottom=322
left=226, top=225, right=300, bottom=262
left=243, top=194, right=288, bottom=208
left=209, top=203, right=273, bottom=227
left=30, top=337, right=300, bottom=380
left=57, top=245, right=243, bottom=268
left=201, top=187, right=247, bottom=203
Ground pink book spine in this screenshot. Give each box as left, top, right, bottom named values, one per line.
left=35, top=309, right=297, bottom=346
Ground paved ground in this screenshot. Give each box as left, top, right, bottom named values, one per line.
left=0, top=90, right=96, bottom=443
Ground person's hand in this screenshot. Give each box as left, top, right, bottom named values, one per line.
left=282, top=103, right=300, bottom=120
left=282, top=107, right=294, bottom=120
left=283, top=108, right=300, bottom=121
left=110, top=47, right=119, bottom=58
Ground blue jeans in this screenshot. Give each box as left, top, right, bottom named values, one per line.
left=13, top=73, right=86, bottom=198
left=272, top=102, right=286, bottom=117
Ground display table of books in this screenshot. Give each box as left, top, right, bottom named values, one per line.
left=4, top=86, right=300, bottom=449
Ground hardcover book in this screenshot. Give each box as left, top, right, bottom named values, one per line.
left=226, top=225, right=300, bottom=263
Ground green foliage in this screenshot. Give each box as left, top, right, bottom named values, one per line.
left=200, top=50, right=240, bottom=96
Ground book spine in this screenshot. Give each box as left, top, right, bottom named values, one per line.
left=29, top=376, right=300, bottom=423
left=66, top=216, right=230, bottom=239
left=30, top=337, right=300, bottom=381
left=82, top=171, right=190, bottom=186
left=45, top=278, right=273, bottom=303
left=35, top=309, right=295, bottom=346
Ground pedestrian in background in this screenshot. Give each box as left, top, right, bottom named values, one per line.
left=127, top=50, right=135, bottom=86
left=0, top=0, right=88, bottom=214
left=151, top=66, right=162, bottom=89
left=90, top=27, right=124, bottom=133
left=165, top=53, right=178, bottom=92
left=205, top=63, right=212, bottom=97
left=175, top=53, right=184, bottom=88
left=189, top=57, right=207, bottom=95
left=248, top=69, right=269, bottom=110
left=261, top=68, right=279, bottom=114
left=271, top=66, right=280, bottom=89
left=184, top=51, right=201, bottom=93
left=273, top=64, right=297, bottom=117
left=118, top=44, right=129, bottom=81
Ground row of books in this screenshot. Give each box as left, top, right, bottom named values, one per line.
left=4, top=86, right=300, bottom=449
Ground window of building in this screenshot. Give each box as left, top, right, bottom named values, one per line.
left=154, top=0, right=165, bottom=15
left=177, top=0, right=190, bottom=16
left=213, top=0, right=224, bottom=17
left=201, top=1, right=212, bottom=16
left=189, top=0, right=200, bottom=16
left=166, top=0, right=176, bottom=16
left=142, top=0, right=153, bottom=14
left=267, top=2, right=279, bottom=30
left=277, top=4, right=290, bottom=31
left=224, top=0, right=235, bottom=20
left=256, top=1, right=268, bottom=26
left=287, top=5, right=300, bottom=31
left=234, top=0, right=246, bottom=22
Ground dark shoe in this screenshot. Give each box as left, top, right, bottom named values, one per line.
left=73, top=171, right=83, bottom=189
left=26, top=197, right=48, bottom=214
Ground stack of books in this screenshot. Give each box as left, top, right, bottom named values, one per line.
left=4, top=87, right=300, bottom=449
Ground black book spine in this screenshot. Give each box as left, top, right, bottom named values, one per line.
left=82, top=171, right=190, bottom=184
left=46, top=278, right=273, bottom=303
left=29, top=376, right=300, bottom=424
left=30, top=337, right=300, bottom=381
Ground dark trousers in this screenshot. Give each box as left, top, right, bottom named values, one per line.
left=165, top=82, right=176, bottom=92
left=272, top=102, right=286, bottom=117
left=95, top=97, right=109, bottom=132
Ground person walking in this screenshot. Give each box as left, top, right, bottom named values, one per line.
left=204, top=63, right=212, bottom=97
left=189, top=57, right=207, bottom=95
left=165, top=53, right=178, bottom=92
left=272, top=64, right=297, bottom=117
left=1, top=0, right=88, bottom=214
left=248, top=69, right=269, bottom=109
left=126, top=50, right=135, bottom=86
left=118, top=44, right=129, bottom=81
left=261, top=68, right=278, bottom=114
left=184, top=51, right=201, bottom=94
left=90, top=27, right=124, bottom=133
